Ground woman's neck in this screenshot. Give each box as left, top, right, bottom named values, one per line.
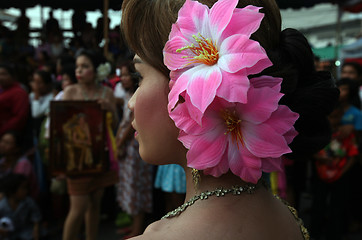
left=80, top=81, right=98, bottom=90
left=183, top=168, right=251, bottom=202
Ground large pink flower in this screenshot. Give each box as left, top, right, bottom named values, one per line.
left=164, top=0, right=272, bottom=122
left=170, top=76, right=299, bottom=184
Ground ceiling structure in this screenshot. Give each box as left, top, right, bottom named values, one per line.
left=0, top=0, right=340, bottom=11
left=0, top=0, right=122, bottom=11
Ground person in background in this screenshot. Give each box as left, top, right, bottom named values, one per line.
left=311, top=104, right=358, bottom=240
left=55, top=54, right=75, bottom=82
left=29, top=70, right=53, bottom=138
left=341, top=62, right=362, bottom=85
left=0, top=64, right=30, bottom=137
left=0, top=130, right=39, bottom=201
left=62, top=50, right=119, bottom=240
left=154, top=164, right=186, bottom=217
left=336, top=77, right=362, bottom=234
left=0, top=173, right=41, bottom=240
left=341, top=62, right=362, bottom=106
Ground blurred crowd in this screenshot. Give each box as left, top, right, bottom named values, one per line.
left=0, top=10, right=362, bottom=240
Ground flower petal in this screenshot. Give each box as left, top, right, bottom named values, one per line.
left=186, top=65, right=222, bottom=114
left=168, top=72, right=190, bottom=113
left=228, top=145, right=262, bottom=184
left=221, top=6, right=264, bottom=40
left=284, top=127, right=299, bottom=144
left=236, top=86, right=283, bottom=124
left=261, top=157, right=283, bottom=173
left=170, top=100, right=202, bottom=135
left=250, top=76, right=282, bottom=91
left=187, top=128, right=227, bottom=169
left=219, top=35, right=270, bottom=73
left=209, top=0, right=238, bottom=40
left=246, top=56, right=273, bottom=75
left=263, top=105, right=299, bottom=136
left=178, top=130, right=193, bottom=149
left=164, top=36, right=193, bottom=70
left=216, top=70, right=249, bottom=103
left=242, top=121, right=291, bottom=158
left=177, top=0, right=210, bottom=37
left=203, top=149, right=229, bottom=177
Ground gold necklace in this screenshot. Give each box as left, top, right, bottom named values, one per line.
left=162, top=184, right=257, bottom=219
left=81, top=84, right=102, bottom=100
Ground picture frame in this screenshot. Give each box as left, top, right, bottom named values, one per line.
left=49, top=100, right=107, bottom=176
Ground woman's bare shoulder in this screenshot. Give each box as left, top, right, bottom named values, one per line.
left=130, top=191, right=306, bottom=240
left=63, top=85, right=79, bottom=100
left=128, top=220, right=172, bottom=240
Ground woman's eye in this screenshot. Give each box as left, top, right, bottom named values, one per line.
left=132, top=72, right=143, bottom=87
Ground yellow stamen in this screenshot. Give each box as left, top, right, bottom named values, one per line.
left=177, top=33, right=219, bottom=66
left=221, top=109, right=243, bottom=148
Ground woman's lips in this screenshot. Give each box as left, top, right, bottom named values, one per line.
left=132, top=122, right=138, bottom=138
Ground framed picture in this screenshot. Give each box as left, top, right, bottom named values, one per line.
left=49, top=100, right=107, bottom=176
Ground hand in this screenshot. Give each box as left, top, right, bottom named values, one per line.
left=338, top=125, right=354, bottom=139
left=98, top=98, right=113, bottom=112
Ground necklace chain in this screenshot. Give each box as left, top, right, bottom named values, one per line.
left=162, top=184, right=257, bottom=219
left=81, top=85, right=101, bottom=101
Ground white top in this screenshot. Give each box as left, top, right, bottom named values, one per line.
left=114, top=82, right=127, bottom=99
left=29, top=92, right=53, bottom=118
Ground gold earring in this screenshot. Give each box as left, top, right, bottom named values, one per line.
left=191, top=168, right=201, bottom=192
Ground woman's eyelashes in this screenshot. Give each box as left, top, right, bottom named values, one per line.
left=132, top=72, right=143, bottom=88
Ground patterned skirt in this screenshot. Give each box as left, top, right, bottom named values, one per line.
left=67, top=170, right=118, bottom=195
left=117, top=139, right=153, bottom=215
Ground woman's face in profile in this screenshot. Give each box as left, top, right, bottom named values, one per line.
left=129, top=55, right=186, bottom=165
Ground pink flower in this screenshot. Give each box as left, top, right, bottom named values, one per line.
left=164, top=0, right=272, bottom=122
left=170, top=76, right=299, bottom=184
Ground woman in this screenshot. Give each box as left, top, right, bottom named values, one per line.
left=0, top=131, right=38, bottom=200
left=121, top=0, right=339, bottom=239
left=116, top=62, right=153, bottom=238
left=61, top=50, right=119, bottom=240
left=29, top=70, right=53, bottom=138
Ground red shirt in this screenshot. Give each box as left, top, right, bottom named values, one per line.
left=0, top=82, right=30, bottom=136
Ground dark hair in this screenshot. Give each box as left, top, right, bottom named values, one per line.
left=121, top=0, right=339, bottom=158
left=34, top=70, right=53, bottom=85
left=336, top=77, right=361, bottom=109
left=61, top=64, right=77, bottom=84
left=0, top=63, right=16, bottom=77
left=0, top=173, right=27, bottom=197
left=76, top=49, right=106, bottom=71
left=58, top=53, right=75, bottom=67
left=120, top=61, right=139, bottom=91
left=2, top=130, right=24, bottom=149
left=260, top=28, right=340, bottom=157
left=342, top=61, right=362, bottom=77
